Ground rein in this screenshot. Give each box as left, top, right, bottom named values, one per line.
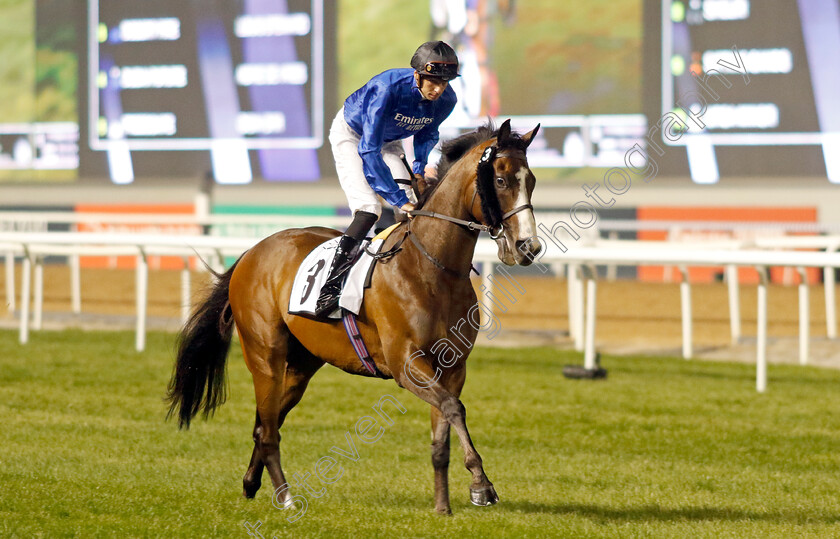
left=408, top=224, right=477, bottom=279
left=409, top=202, right=532, bottom=240
left=407, top=209, right=493, bottom=233
left=363, top=222, right=476, bottom=279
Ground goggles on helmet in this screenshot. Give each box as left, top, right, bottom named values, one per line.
left=421, top=61, right=459, bottom=81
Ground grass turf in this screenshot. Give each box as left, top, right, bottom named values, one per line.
left=1, top=329, right=840, bottom=538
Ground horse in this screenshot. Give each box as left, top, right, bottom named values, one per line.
left=166, top=118, right=542, bottom=515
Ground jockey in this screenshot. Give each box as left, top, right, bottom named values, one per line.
left=315, top=41, right=459, bottom=317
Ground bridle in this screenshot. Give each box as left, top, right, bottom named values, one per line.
left=414, top=145, right=533, bottom=237
left=372, top=144, right=533, bottom=278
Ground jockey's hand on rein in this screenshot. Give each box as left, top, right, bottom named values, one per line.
left=400, top=202, right=416, bottom=219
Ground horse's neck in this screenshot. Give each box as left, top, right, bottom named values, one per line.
left=410, top=172, right=478, bottom=276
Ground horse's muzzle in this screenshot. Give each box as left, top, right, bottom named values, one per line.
left=515, top=238, right=543, bottom=266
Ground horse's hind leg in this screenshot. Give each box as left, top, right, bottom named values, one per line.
left=264, top=342, right=323, bottom=506
left=240, top=328, right=323, bottom=503
left=242, top=411, right=264, bottom=498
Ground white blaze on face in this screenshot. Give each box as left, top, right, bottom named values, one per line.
left=514, top=167, right=538, bottom=241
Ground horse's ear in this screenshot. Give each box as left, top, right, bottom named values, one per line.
left=497, top=119, right=512, bottom=145
left=521, top=123, right=541, bottom=148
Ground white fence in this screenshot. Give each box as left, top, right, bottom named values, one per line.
left=4, top=225, right=840, bottom=393
left=474, top=237, right=840, bottom=393
left=1, top=232, right=258, bottom=352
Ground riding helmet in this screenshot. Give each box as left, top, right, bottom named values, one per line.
left=410, top=41, right=460, bottom=81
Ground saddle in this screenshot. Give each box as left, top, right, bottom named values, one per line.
left=288, top=224, right=401, bottom=320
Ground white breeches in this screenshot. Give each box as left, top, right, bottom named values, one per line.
left=329, top=108, right=416, bottom=217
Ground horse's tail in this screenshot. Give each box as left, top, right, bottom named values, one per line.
left=166, top=259, right=240, bottom=429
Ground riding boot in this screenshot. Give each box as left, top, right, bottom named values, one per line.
left=314, top=234, right=361, bottom=317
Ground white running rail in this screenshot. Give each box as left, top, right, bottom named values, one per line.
left=4, top=231, right=840, bottom=393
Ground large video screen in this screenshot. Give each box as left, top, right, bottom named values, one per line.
left=646, top=0, right=839, bottom=182
left=88, top=0, right=326, bottom=183
left=0, top=0, right=78, bottom=182
left=89, top=0, right=324, bottom=183
left=5, top=1, right=837, bottom=185
left=0, top=0, right=332, bottom=185
left=337, top=1, right=646, bottom=174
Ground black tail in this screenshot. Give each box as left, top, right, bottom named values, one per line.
left=166, top=259, right=240, bottom=429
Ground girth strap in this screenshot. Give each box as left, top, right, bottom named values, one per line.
left=342, top=310, right=387, bottom=378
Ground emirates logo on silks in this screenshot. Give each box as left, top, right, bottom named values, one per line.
left=394, top=113, right=433, bottom=132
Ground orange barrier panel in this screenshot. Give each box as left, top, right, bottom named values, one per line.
left=75, top=204, right=199, bottom=270
left=637, top=206, right=820, bottom=284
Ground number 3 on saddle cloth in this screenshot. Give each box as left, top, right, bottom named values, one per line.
left=288, top=236, right=383, bottom=321
left=289, top=225, right=400, bottom=378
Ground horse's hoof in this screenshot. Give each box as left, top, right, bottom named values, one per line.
left=470, top=485, right=499, bottom=506
left=242, top=481, right=261, bottom=498
left=435, top=506, right=452, bottom=515
left=271, top=489, right=296, bottom=509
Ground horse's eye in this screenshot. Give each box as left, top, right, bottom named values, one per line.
left=495, top=177, right=506, bottom=188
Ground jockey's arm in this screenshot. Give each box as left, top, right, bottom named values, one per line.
left=356, top=86, right=410, bottom=209
left=412, top=93, right=457, bottom=175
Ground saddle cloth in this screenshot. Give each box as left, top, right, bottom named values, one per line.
left=288, top=236, right=385, bottom=319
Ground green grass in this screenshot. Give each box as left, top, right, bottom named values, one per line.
left=2, top=329, right=840, bottom=538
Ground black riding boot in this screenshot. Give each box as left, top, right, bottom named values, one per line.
left=314, top=235, right=361, bottom=317
left=313, top=210, right=378, bottom=318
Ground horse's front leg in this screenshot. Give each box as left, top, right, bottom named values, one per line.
left=401, top=352, right=498, bottom=507
left=439, top=393, right=498, bottom=506
left=430, top=407, right=451, bottom=514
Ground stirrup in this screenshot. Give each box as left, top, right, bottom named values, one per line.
left=314, top=274, right=344, bottom=317
left=314, top=289, right=341, bottom=318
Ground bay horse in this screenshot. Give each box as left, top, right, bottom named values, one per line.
left=166, top=119, right=542, bottom=515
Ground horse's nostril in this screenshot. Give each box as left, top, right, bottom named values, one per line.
left=516, top=239, right=541, bottom=258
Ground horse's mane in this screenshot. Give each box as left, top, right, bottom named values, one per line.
left=419, top=120, right=529, bottom=227
left=435, top=122, right=498, bottom=183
